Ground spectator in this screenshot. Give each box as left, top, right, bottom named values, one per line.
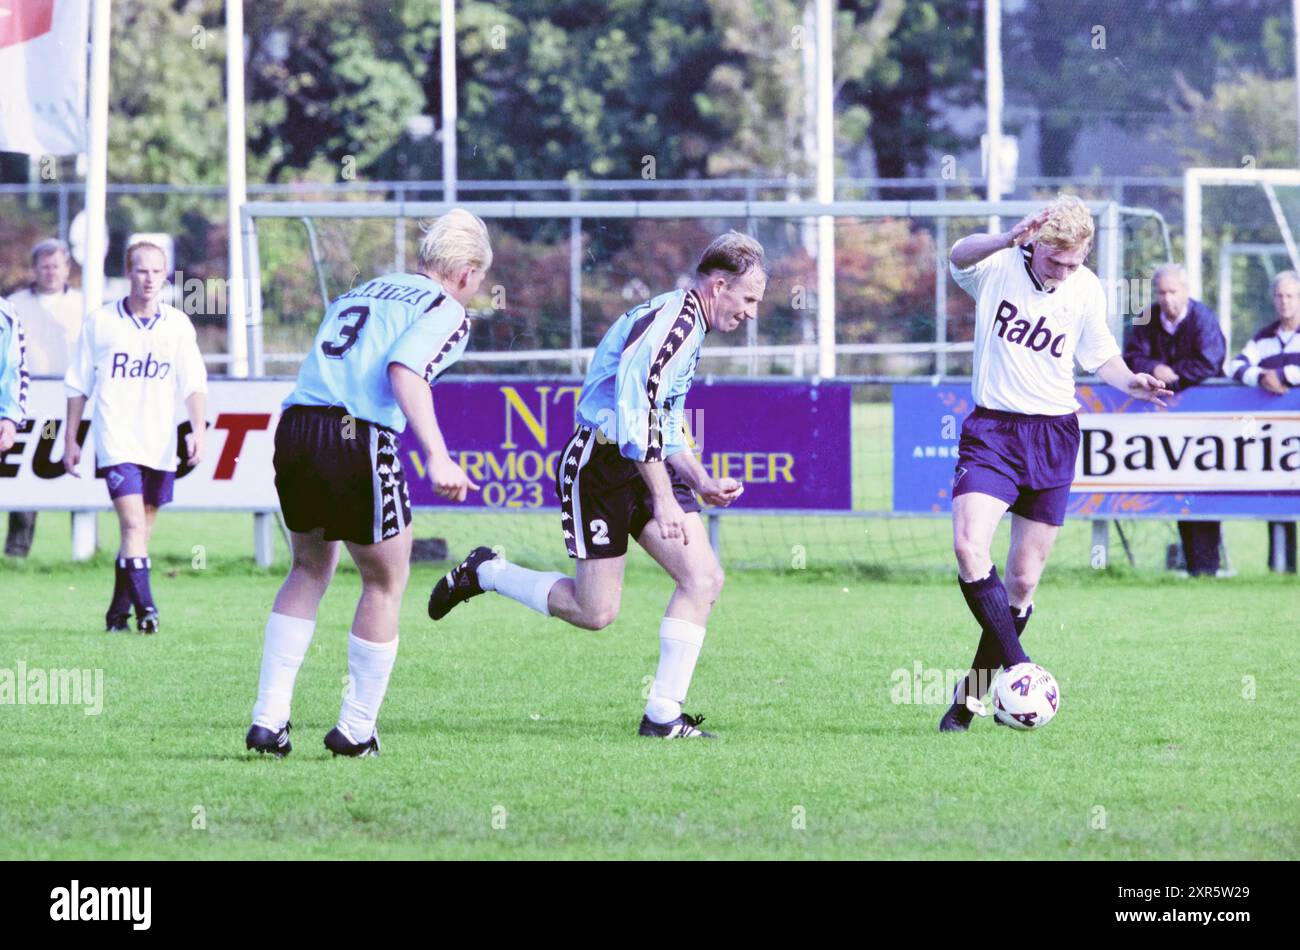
left=4, top=239, right=84, bottom=558
left=1227, top=270, right=1300, bottom=573
left=1123, top=262, right=1227, bottom=576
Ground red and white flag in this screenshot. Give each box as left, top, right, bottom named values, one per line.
left=0, top=0, right=89, bottom=156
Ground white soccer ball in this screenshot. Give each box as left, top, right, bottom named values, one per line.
left=992, top=663, right=1060, bottom=730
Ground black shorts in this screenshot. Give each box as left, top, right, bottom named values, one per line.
left=556, top=424, right=701, bottom=559
left=273, top=405, right=412, bottom=545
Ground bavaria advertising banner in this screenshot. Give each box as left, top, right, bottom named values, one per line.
left=893, top=383, right=1300, bottom=518
left=3, top=378, right=853, bottom=512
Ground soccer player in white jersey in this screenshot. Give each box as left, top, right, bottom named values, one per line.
left=63, top=242, right=208, bottom=634
left=428, top=232, right=763, bottom=739
left=245, top=209, right=488, bottom=759
left=939, top=195, right=1172, bottom=732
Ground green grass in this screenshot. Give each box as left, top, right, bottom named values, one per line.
left=2, top=513, right=1296, bottom=859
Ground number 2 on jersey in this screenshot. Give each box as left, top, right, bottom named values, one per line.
left=321, top=305, right=369, bottom=358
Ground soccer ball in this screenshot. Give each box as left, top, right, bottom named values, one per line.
left=992, top=663, right=1060, bottom=730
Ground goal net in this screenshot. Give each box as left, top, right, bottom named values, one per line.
left=240, top=198, right=1177, bottom=573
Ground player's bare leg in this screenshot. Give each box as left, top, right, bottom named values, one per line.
left=952, top=491, right=1009, bottom=582
left=248, top=528, right=341, bottom=756
left=632, top=513, right=724, bottom=737
left=320, top=529, right=414, bottom=756
left=544, top=556, right=625, bottom=629
left=943, top=492, right=1030, bottom=732
left=113, top=493, right=148, bottom=558
left=272, top=528, right=341, bottom=620
left=1004, top=514, right=1060, bottom=610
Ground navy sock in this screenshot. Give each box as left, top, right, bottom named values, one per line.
left=107, top=557, right=133, bottom=621
left=124, top=556, right=156, bottom=619
left=951, top=603, right=1034, bottom=720
left=958, top=566, right=1030, bottom=675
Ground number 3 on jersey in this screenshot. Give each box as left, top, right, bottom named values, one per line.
left=321, top=305, right=369, bottom=358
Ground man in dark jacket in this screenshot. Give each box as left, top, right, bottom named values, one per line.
left=1123, top=263, right=1227, bottom=576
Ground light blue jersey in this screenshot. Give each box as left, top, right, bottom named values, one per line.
left=0, top=295, right=29, bottom=426
left=576, top=288, right=708, bottom=462
left=285, top=273, right=470, bottom=431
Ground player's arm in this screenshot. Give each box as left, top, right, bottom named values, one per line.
left=633, top=458, right=688, bottom=544
left=388, top=362, right=477, bottom=502
left=615, top=316, right=696, bottom=543
left=183, top=391, right=206, bottom=467
left=62, top=319, right=95, bottom=476
left=63, top=395, right=86, bottom=475
left=0, top=315, right=26, bottom=454
left=949, top=208, right=1051, bottom=269
left=386, top=302, right=477, bottom=501
left=1095, top=355, right=1173, bottom=406
left=666, top=443, right=743, bottom=508
left=178, top=329, right=208, bottom=467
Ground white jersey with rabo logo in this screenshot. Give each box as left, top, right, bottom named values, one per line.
left=950, top=244, right=1120, bottom=415
left=64, top=298, right=208, bottom=471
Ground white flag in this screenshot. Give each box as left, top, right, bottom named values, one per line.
left=0, top=0, right=89, bottom=157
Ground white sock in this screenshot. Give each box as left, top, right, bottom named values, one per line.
left=482, top=559, right=565, bottom=617
left=251, top=612, right=316, bottom=731
left=337, top=633, right=398, bottom=744
left=644, top=617, right=707, bottom=724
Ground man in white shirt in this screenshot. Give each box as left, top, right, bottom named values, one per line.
left=4, top=239, right=84, bottom=558
left=1227, top=271, right=1300, bottom=571
left=939, top=195, right=1171, bottom=733
left=63, top=242, right=207, bottom=634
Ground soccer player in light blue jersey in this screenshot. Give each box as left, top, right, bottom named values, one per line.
left=430, top=231, right=766, bottom=739
left=0, top=293, right=29, bottom=458
left=246, top=209, right=490, bottom=758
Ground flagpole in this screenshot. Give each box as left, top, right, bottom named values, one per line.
left=72, top=0, right=111, bottom=562
left=82, top=0, right=110, bottom=313
left=441, top=0, right=457, bottom=202
left=225, top=0, right=249, bottom=378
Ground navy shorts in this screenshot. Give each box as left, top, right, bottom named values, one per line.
left=98, top=463, right=175, bottom=507
left=952, top=407, right=1080, bottom=526
left=273, top=405, right=412, bottom=545
left=556, top=424, right=701, bottom=559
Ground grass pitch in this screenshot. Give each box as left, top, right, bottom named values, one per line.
left=1, top=511, right=1296, bottom=860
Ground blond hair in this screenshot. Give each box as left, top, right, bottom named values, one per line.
left=696, top=230, right=767, bottom=279
left=418, top=208, right=492, bottom=277
left=1036, top=194, right=1094, bottom=252
left=124, top=240, right=168, bottom=272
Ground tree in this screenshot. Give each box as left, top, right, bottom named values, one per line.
left=700, top=0, right=908, bottom=180
left=1007, top=0, right=1289, bottom=176
left=838, top=0, right=982, bottom=178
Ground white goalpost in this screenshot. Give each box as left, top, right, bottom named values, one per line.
left=1184, top=167, right=1300, bottom=350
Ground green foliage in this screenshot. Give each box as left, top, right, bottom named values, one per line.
left=1009, top=0, right=1289, bottom=176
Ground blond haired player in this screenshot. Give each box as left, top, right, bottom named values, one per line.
left=940, top=195, right=1171, bottom=731
left=64, top=242, right=208, bottom=634
left=246, top=209, right=489, bottom=758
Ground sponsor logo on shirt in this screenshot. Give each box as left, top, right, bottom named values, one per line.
left=992, top=300, right=1067, bottom=358
left=110, top=352, right=171, bottom=379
